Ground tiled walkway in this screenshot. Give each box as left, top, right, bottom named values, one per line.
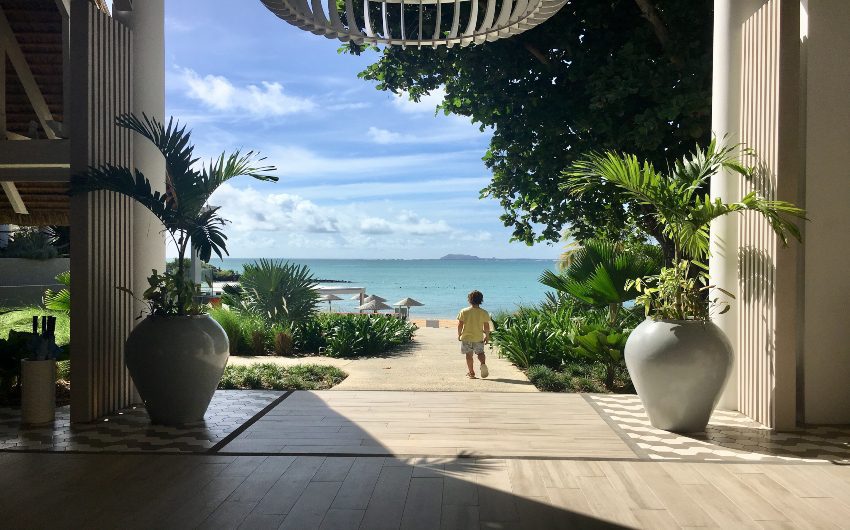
left=0, top=390, right=281, bottom=452
left=3, top=390, right=850, bottom=465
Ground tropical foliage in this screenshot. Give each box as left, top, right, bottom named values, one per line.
left=566, top=140, right=806, bottom=320
left=347, top=1, right=714, bottom=245
left=540, top=239, right=662, bottom=322
left=321, top=314, right=417, bottom=358
left=491, top=302, right=638, bottom=392
left=209, top=309, right=417, bottom=358
left=71, top=114, right=277, bottom=315
left=43, top=271, right=71, bottom=314
left=0, top=228, right=59, bottom=260
left=222, top=259, right=320, bottom=328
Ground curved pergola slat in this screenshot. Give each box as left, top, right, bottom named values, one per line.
left=259, top=0, right=565, bottom=47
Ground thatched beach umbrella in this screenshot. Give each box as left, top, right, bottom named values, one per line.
left=318, top=293, right=342, bottom=312
left=363, top=294, right=387, bottom=303
left=393, top=297, right=424, bottom=319
left=357, top=299, right=391, bottom=314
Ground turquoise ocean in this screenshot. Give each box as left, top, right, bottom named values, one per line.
left=208, top=258, right=558, bottom=319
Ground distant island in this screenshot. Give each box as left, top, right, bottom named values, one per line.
left=440, top=254, right=482, bottom=260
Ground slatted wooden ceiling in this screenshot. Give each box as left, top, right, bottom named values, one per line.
left=1, top=0, right=63, bottom=137
left=1, top=0, right=66, bottom=225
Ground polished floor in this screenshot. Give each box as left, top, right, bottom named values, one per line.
left=222, top=391, right=635, bottom=458
left=3, top=452, right=850, bottom=529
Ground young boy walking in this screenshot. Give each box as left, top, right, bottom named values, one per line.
left=457, top=290, right=490, bottom=379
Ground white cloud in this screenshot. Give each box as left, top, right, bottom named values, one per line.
left=392, top=87, right=447, bottom=114
left=367, top=127, right=409, bottom=145
left=212, top=184, right=338, bottom=234
left=211, top=184, right=454, bottom=241
left=177, top=68, right=315, bottom=117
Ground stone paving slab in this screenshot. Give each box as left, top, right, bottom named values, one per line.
left=228, top=327, right=536, bottom=392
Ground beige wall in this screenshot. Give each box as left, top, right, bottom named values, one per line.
left=801, top=0, right=850, bottom=424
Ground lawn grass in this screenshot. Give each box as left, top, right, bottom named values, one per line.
left=0, top=306, right=70, bottom=346
left=218, top=363, right=347, bottom=391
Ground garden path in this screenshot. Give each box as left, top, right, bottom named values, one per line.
left=226, top=326, right=536, bottom=392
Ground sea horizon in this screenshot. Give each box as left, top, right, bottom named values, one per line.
left=208, top=257, right=559, bottom=318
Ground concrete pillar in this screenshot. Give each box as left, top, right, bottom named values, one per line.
left=710, top=0, right=763, bottom=410
left=801, top=0, right=850, bottom=423
left=114, top=1, right=166, bottom=318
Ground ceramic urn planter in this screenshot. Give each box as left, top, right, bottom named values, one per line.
left=624, top=319, right=733, bottom=433
left=125, top=314, right=229, bottom=426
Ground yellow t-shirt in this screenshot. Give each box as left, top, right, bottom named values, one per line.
left=457, top=306, right=490, bottom=342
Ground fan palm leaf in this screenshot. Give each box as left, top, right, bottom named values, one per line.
left=540, top=240, right=663, bottom=308
left=71, top=113, right=280, bottom=315
left=564, top=141, right=806, bottom=261
left=227, top=259, right=320, bottom=327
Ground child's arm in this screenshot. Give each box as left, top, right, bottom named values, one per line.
left=483, top=321, right=491, bottom=343
left=457, top=320, right=464, bottom=341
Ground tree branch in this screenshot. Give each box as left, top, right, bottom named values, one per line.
left=522, top=42, right=551, bottom=68
left=633, top=0, right=682, bottom=66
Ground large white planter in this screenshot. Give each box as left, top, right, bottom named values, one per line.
left=125, top=314, right=229, bottom=426
left=625, top=319, right=733, bottom=433
left=21, top=359, right=56, bottom=425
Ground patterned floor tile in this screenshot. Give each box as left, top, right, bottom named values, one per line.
left=587, top=393, right=850, bottom=463
left=0, top=390, right=281, bottom=453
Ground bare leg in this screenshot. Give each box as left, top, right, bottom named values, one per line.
left=466, top=353, right=475, bottom=376
left=478, top=352, right=488, bottom=377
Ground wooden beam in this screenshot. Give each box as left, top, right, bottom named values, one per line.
left=0, top=6, right=58, bottom=140
left=0, top=139, right=70, bottom=164
left=54, top=0, right=71, bottom=134
left=1, top=182, right=28, bottom=214
left=54, top=0, right=71, bottom=17
left=0, top=37, right=5, bottom=135
left=0, top=168, right=70, bottom=181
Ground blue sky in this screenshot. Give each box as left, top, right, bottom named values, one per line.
left=165, top=0, right=560, bottom=260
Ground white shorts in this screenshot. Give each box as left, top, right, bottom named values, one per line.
left=461, top=341, right=485, bottom=355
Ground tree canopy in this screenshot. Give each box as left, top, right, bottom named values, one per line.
left=349, top=0, right=713, bottom=246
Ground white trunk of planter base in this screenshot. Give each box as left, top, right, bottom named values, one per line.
left=21, top=360, right=56, bottom=425
left=625, top=319, right=733, bottom=433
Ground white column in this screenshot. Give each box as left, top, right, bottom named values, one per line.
left=115, top=1, right=166, bottom=317
left=801, top=0, right=850, bottom=423
left=710, top=0, right=751, bottom=410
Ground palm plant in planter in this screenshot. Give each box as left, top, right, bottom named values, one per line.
left=72, top=114, right=277, bottom=425
left=566, top=140, right=805, bottom=432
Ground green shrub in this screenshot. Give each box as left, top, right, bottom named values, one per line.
left=240, top=315, right=271, bottom=356
left=0, top=228, right=59, bottom=259
left=490, top=314, right=567, bottom=369
left=222, top=259, right=320, bottom=328
left=323, top=315, right=416, bottom=358
left=218, top=363, right=346, bottom=390
left=272, top=325, right=294, bottom=356
left=526, top=365, right=568, bottom=392
left=56, top=360, right=70, bottom=381
left=292, top=318, right=325, bottom=353
left=209, top=307, right=245, bottom=354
